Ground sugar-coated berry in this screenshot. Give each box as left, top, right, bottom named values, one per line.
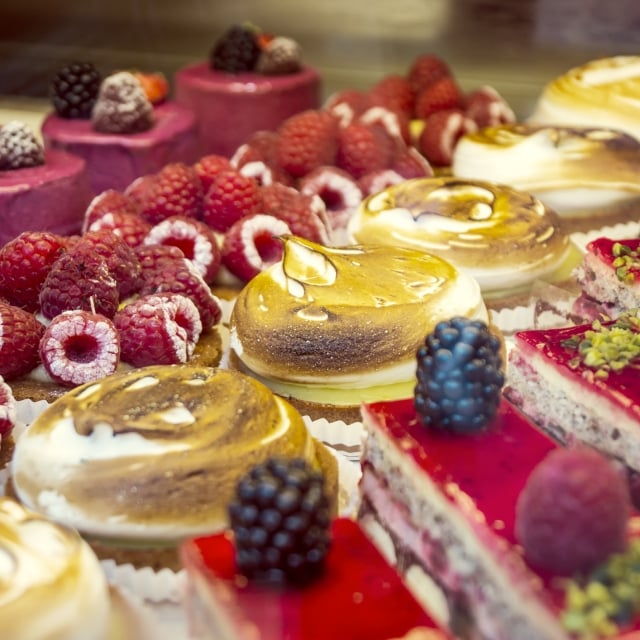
left=0, top=121, right=44, bottom=170
left=414, top=317, right=504, bottom=433
left=515, top=447, right=630, bottom=576
left=229, top=457, right=331, bottom=585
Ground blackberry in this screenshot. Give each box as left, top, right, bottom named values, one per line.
left=210, top=25, right=261, bottom=73
left=228, top=457, right=331, bottom=586
left=0, top=121, right=44, bottom=170
left=415, top=317, right=504, bottom=433
left=51, top=61, right=101, bottom=119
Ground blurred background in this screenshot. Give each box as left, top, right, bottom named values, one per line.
left=0, top=0, right=638, bottom=118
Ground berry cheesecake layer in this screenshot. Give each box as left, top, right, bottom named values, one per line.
left=229, top=235, right=488, bottom=422
left=347, top=176, right=575, bottom=302
left=11, top=365, right=338, bottom=569
left=504, top=313, right=640, bottom=497
left=530, top=56, right=640, bottom=140
left=452, top=124, right=640, bottom=229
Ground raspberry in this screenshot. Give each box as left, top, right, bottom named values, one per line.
left=335, top=122, right=394, bottom=179
left=369, top=74, right=416, bottom=117
left=51, top=61, right=101, bottom=119
left=139, top=255, right=222, bottom=330
left=229, top=457, right=331, bottom=586
left=418, top=109, right=477, bottom=166
left=114, top=293, right=202, bottom=367
left=358, top=169, right=405, bottom=197
left=414, top=76, right=465, bottom=121
left=232, top=130, right=281, bottom=169
left=415, top=317, right=504, bottom=433
left=82, top=189, right=140, bottom=233
left=299, top=166, right=362, bottom=234
left=0, top=376, right=17, bottom=438
left=465, top=85, right=516, bottom=129
left=276, top=110, right=338, bottom=178
left=193, top=154, right=233, bottom=192
left=80, top=230, right=143, bottom=298
left=39, top=245, right=119, bottom=320
left=515, top=447, right=630, bottom=575
left=221, top=214, right=290, bottom=282
left=358, top=106, right=411, bottom=146
left=0, top=121, right=45, bottom=170
left=407, top=54, right=451, bottom=95
left=0, top=231, right=66, bottom=312
left=86, top=211, right=152, bottom=248
left=39, top=309, right=120, bottom=387
left=0, top=302, right=45, bottom=380
left=210, top=25, right=261, bottom=73
left=135, top=243, right=186, bottom=275
left=324, top=90, right=372, bottom=126
left=92, top=71, right=154, bottom=134
left=201, top=169, right=262, bottom=233
left=137, top=163, right=204, bottom=225
left=260, top=182, right=330, bottom=244
left=256, top=36, right=302, bottom=75
left=125, top=174, right=155, bottom=207
left=144, top=216, right=222, bottom=284
left=391, top=146, right=434, bottom=179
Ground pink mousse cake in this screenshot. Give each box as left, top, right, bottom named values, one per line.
left=180, top=517, right=450, bottom=640
left=358, top=396, right=640, bottom=639
left=42, top=101, right=200, bottom=194
left=0, top=148, right=91, bottom=245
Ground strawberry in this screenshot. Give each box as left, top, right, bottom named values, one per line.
left=86, top=210, right=152, bottom=248
left=114, top=293, right=202, bottom=367
left=39, top=245, right=119, bottom=320
left=193, top=154, right=233, bottom=193
left=407, top=53, right=451, bottom=94
left=0, top=231, right=66, bottom=312
left=202, top=169, right=262, bottom=233
left=221, top=214, right=290, bottom=283
left=465, top=85, right=516, bottom=128
left=144, top=215, right=222, bottom=284
left=516, top=447, right=630, bottom=575
left=369, top=74, right=416, bottom=118
left=260, top=182, right=331, bottom=244
left=276, top=110, right=338, bottom=178
left=39, top=309, right=120, bottom=387
left=418, top=109, right=477, bottom=166
left=137, top=163, right=204, bottom=225
left=132, top=71, right=169, bottom=105
left=335, top=122, right=394, bottom=179
left=0, top=302, right=45, bottom=380
left=0, top=375, right=17, bottom=438
left=414, top=76, right=464, bottom=121
left=82, top=189, right=140, bottom=233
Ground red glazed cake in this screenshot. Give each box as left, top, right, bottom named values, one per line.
left=504, top=314, right=640, bottom=494
left=359, top=396, right=640, bottom=639
left=180, top=518, right=450, bottom=640
left=174, top=25, right=321, bottom=157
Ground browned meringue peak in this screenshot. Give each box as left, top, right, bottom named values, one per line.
left=347, top=176, right=572, bottom=298
left=230, top=235, right=487, bottom=384
left=12, top=365, right=324, bottom=540
left=452, top=124, right=640, bottom=214
left=529, top=56, right=640, bottom=140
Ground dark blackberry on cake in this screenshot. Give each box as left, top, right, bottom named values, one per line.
left=228, top=456, right=331, bottom=586
left=415, top=317, right=504, bottom=433
left=210, top=25, right=261, bottom=73
left=51, top=61, right=101, bottom=119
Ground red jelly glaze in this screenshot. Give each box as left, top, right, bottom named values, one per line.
left=514, top=322, right=640, bottom=423
left=182, top=518, right=449, bottom=640
left=588, top=237, right=640, bottom=280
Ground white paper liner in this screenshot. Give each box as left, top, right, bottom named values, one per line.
left=108, top=583, right=168, bottom=640
left=304, top=415, right=364, bottom=463
left=102, top=560, right=186, bottom=604
left=571, top=220, right=640, bottom=253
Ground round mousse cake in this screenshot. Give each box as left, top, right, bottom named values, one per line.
left=452, top=124, right=640, bottom=229
left=230, top=235, right=488, bottom=421
left=42, top=101, right=200, bottom=194
left=347, top=176, right=574, bottom=301
left=11, top=364, right=337, bottom=568
left=529, top=55, right=640, bottom=139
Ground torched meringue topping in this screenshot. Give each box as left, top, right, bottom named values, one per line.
left=230, top=236, right=487, bottom=402
left=347, top=176, right=571, bottom=296
left=452, top=124, right=640, bottom=214
left=0, top=498, right=110, bottom=640
left=530, top=56, right=640, bottom=140
left=12, top=365, right=321, bottom=541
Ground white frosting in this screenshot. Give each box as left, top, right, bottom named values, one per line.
left=0, top=498, right=111, bottom=640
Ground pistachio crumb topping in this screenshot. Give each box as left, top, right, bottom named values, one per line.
left=612, top=242, right=640, bottom=284
left=561, top=539, right=640, bottom=638
left=562, top=313, right=640, bottom=378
